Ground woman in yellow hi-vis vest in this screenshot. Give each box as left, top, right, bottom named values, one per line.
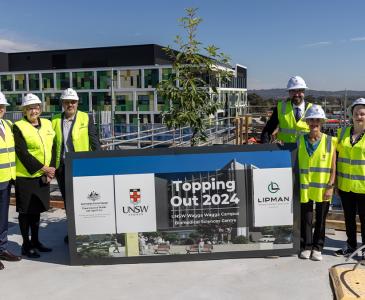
left=13, top=94, right=56, bottom=258
left=298, top=105, right=336, bottom=261
left=335, top=98, right=365, bottom=260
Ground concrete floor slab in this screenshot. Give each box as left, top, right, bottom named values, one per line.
left=1, top=206, right=363, bottom=300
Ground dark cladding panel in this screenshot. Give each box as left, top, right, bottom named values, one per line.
left=0, top=53, right=9, bottom=71
left=9, top=52, right=53, bottom=71
left=236, top=65, right=247, bottom=89
left=7, top=44, right=173, bottom=71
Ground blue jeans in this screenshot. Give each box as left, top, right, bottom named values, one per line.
left=0, top=183, right=10, bottom=252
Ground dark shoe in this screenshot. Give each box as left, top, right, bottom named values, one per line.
left=334, top=247, right=354, bottom=257
left=21, top=246, right=40, bottom=258
left=64, top=235, right=69, bottom=244
left=0, top=250, right=22, bottom=261
left=32, top=242, right=52, bottom=253
left=0, top=261, right=4, bottom=270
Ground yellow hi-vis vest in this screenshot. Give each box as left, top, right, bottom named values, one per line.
left=277, top=100, right=312, bottom=143
left=337, top=127, right=365, bottom=193
left=0, top=119, right=16, bottom=182
left=52, top=111, right=90, bottom=168
left=15, top=118, right=55, bottom=178
left=298, top=134, right=336, bottom=203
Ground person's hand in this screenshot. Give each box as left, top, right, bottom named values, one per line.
left=41, top=166, right=55, bottom=178
left=323, top=187, right=334, bottom=201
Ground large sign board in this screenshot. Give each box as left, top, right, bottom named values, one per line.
left=65, top=144, right=300, bottom=265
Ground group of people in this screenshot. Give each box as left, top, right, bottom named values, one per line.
left=0, top=88, right=100, bottom=270
left=261, top=76, right=365, bottom=261
left=1, top=75, right=364, bottom=268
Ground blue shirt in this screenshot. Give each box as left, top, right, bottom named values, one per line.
left=304, top=134, right=321, bottom=157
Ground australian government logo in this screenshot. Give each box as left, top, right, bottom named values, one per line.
left=258, top=182, right=290, bottom=205
left=87, top=191, right=101, bottom=201
left=122, top=188, right=149, bottom=215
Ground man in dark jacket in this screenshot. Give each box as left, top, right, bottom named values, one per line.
left=261, top=76, right=312, bottom=143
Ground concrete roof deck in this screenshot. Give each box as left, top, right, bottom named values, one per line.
left=2, top=206, right=361, bottom=300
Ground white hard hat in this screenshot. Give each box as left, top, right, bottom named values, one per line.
left=348, top=98, right=365, bottom=117
left=0, top=92, right=10, bottom=106
left=21, top=93, right=42, bottom=107
left=304, top=104, right=327, bottom=120
left=60, top=88, right=79, bottom=101
left=287, top=76, right=308, bottom=90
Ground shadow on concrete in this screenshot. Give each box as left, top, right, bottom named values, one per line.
left=7, top=210, right=70, bottom=266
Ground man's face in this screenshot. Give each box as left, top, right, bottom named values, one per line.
left=0, top=104, right=6, bottom=119
left=62, top=99, right=78, bottom=118
left=352, top=105, right=365, bottom=127
left=289, top=89, right=305, bottom=105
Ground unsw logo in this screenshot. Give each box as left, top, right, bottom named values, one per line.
left=122, top=188, right=149, bottom=215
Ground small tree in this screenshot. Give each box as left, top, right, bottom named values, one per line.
left=157, top=7, right=232, bottom=146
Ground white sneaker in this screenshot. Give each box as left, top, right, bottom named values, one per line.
left=299, top=250, right=311, bottom=259
left=311, top=250, right=322, bottom=261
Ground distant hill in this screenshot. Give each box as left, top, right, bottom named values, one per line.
left=249, top=89, right=365, bottom=99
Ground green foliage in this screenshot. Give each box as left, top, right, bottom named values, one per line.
left=157, top=7, right=232, bottom=146
left=232, top=235, right=248, bottom=244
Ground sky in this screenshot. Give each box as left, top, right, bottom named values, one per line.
left=1, top=0, right=365, bottom=91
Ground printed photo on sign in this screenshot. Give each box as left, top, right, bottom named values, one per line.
left=73, top=176, right=116, bottom=235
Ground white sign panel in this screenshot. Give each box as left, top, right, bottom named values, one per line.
left=114, top=173, right=157, bottom=233
left=73, top=176, right=116, bottom=235
left=253, top=168, right=293, bottom=227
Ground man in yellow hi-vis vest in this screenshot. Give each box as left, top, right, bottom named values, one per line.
left=0, top=92, right=21, bottom=269
left=52, top=88, right=101, bottom=243
left=261, top=76, right=313, bottom=143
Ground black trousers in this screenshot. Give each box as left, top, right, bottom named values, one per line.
left=338, top=190, right=365, bottom=250
left=56, top=163, right=66, bottom=209
left=301, top=200, right=330, bottom=251
left=0, top=184, right=11, bottom=252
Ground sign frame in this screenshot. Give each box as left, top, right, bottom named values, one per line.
left=65, top=144, right=300, bottom=265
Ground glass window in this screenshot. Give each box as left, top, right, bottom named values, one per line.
left=114, top=114, right=127, bottom=135
left=4, top=93, right=22, bottom=111
left=129, top=114, right=138, bottom=125
left=144, top=69, right=159, bottom=88
left=162, top=68, right=176, bottom=82
left=73, top=71, right=94, bottom=89
left=77, top=92, right=90, bottom=112
left=137, top=92, right=154, bottom=112
left=120, top=69, right=141, bottom=88
left=157, top=94, right=170, bottom=112
left=44, top=93, right=62, bottom=112
left=115, top=92, right=133, bottom=111
left=56, top=72, right=70, bottom=90
left=15, top=74, right=26, bottom=91
left=29, top=74, right=40, bottom=91
left=154, top=114, right=163, bottom=124
left=1, top=75, right=13, bottom=91
left=92, top=92, right=110, bottom=111
left=42, top=73, right=54, bottom=90
left=97, top=70, right=117, bottom=89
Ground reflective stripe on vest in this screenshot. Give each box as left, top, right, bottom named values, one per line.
left=15, top=118, right=55, bottom=178
left=52, top=111, right=90, bottom=168
left=0, top=119, right=16, bottom=182
left=337, top=127, right=365, bottom=193
left=277, top=100, right=312, bottom=143
left=298, top=134, right=336, bottom=203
